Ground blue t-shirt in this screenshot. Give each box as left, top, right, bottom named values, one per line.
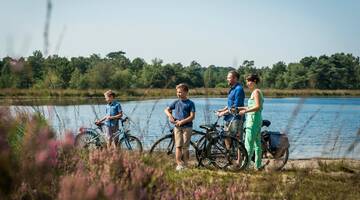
left=105, top=100, right=122, bottom=127
left=224, top=82, right=245, bottom=122
left=168, top=99, right=196, bottom=128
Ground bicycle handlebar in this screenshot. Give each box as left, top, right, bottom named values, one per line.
left=94, top=117, right=130, bottom=128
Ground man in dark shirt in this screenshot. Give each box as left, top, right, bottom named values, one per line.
left=217, top=70, right=245, bottom=140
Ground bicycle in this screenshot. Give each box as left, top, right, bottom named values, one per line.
left=75, top=117, right=143, bottom=152
left=149, top=127, right=205, bottom=164
left=195, top=112, right=249, bottom=170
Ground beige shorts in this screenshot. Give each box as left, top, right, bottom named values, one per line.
left=174, top=127, right=192, bottom=150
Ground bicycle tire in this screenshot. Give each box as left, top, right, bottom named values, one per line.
left=207, top=135, right=249, bottom=170
left=258, top=148, right=289, bottom=171
left=196, top=134, right=214, bottom=169
left=150, top=134, right=198, bottom=161
left=119, top=135, right=143, bottom=152
left=74, top=133, right=99, bottom=150
left=149, top=134, right=174, bottom=155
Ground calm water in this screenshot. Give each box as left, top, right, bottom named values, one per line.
left=10, top=97, right=360, bottom=159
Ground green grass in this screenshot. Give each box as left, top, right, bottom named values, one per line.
left=142, top=155, right=360, bottom=199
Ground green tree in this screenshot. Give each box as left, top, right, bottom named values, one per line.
left=262, top=62, right=287, bottom=89
left=184, top=61, right=204, bottom=88
left=70, top=56, right=90, bottom=74
left=86, top=63, right=115, bottom=88
left=0, top=57, right=17, bottom=88
left=44, top=55, right=73, bottom=88
left=27, top=50, right=45, bottom=82
left=131, top=57, right=146, bottom=73
left=69, top=68, right=89, bottom=89
left=111, top=69, right=132, bottom=89
left=106, top=51, right=131, bottom=70
left=284, top=63, right=308, bottom=89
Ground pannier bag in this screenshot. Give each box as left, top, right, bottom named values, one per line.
left=268, top=131, right=289, bottom=156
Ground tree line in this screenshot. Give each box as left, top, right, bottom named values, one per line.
left=0, top=51, right=359, bottom=90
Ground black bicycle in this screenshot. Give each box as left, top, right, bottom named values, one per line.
left=195, top=113, right=249, bottom=170
left=75, top=117, right=143, bottom=152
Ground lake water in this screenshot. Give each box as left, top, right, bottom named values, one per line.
left=10, top=97, right=360, bottom=159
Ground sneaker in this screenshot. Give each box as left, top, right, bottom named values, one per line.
left=176, top=164, right=185, bottom=171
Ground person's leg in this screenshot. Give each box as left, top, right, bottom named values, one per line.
left=253, top=122, right=262, bottom=169
left=245, top=115, right=256, bottom=167
left=237, top=118, right=245, bottom=165
left=174, top=127, right=184, bottom=166
left=238, top=116, right=244, bottom=142
left=244, top=127, right=255, bottom=165
left=109, top=126, right=118, bottom=148
left=225, top=120, right=238, bottom=150
left=182, top=127, right=192, bottom=166
left=103, top=126, right=111, bottom=148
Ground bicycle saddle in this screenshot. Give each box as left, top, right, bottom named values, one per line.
left=199, top=124, right=215, bottom=131
left=262, top=120, right=271, bottom=127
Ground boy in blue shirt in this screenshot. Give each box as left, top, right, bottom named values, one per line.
left=96, top=90, right=123, bottom=147
left=165, top=83, right=196, bottom=171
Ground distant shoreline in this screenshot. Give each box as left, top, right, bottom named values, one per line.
left=1, top=88, right=359, bottom=105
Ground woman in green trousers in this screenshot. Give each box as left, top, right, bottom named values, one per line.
left=238, top=74, right=264, bottom=170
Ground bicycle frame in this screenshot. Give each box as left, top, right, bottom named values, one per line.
left=77, top=117, right=132, bottom=147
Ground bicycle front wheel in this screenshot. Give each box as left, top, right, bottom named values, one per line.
left=119, top=135, right=143, bottom=153
left=209, top=136, right=249, bottom=170
left=150, top=133, right=198, bottom=164
left=75, top=133, right=98, bottom=150
left=149, top=134, right=174, bottom=157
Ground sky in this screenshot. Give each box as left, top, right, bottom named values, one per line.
left=1, top=0, right=360, bottom=67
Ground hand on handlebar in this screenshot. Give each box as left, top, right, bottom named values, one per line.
left=239, top=110, right=246, bottom=115
left=216, top=110, right=226, bottom=117
left=168, top=116, right=176, bottom=124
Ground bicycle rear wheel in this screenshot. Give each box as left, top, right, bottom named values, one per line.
left=261, top=148, right=289, bottom=171
left=119, top=135, right=143, bottom=153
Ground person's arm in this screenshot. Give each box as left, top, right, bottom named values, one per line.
left=176, top=112, right=195, bottom=126
left=95, top=115, right=107, bottom=125
left=216, top=106, right=228, bottom=116
left=239, top=90, right=261, bottom=115
left=109, top=111, right=123, bottom=120
left=165, top=107, right=175, bottom=122
left=164, top=106, right=176, bottom=124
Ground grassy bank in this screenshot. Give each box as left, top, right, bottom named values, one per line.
left=1, top=88, right=360, bottom=105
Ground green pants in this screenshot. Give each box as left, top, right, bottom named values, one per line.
left=245, top=114, right=262, bottom=169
